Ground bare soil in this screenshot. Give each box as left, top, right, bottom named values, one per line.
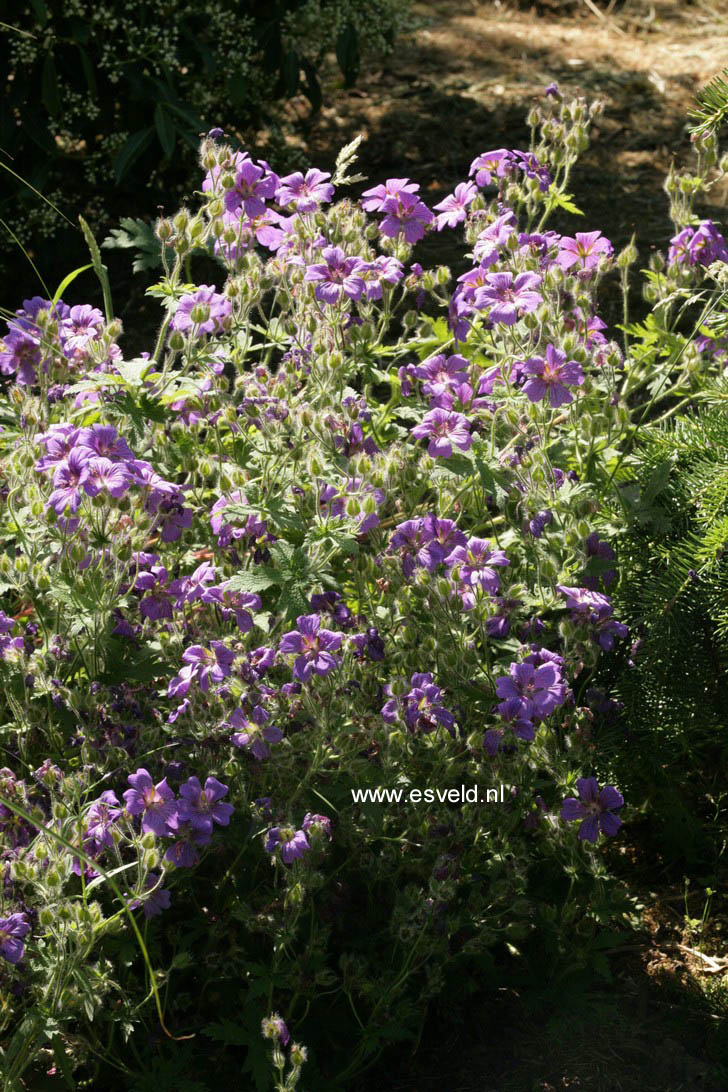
left=283, top=0, right=728, bottom=264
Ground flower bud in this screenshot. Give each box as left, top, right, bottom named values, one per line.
left=290, top=1043, right=308, bottom=1067
left=190, top=302, right=211, bottom=326
left=156, top=219, right=173, bottom=242
left=616, top=236, right=638, bottom=270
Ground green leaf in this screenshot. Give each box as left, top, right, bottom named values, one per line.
left=77, top=45, right=97, bottom=98
left=439, top=451, right=475, bottom=477
left=101, top=213, right=170, bottom=273
left=642, top=458, right=674, bottom=506
left=78, top=215, right=114, bottom=321
left=689, top=67, right=728, bottom=137
left=114, top=127, right=155, bottom=184
left=98, top=645, right=165, bottom=685
left=114, top=356, right=154, bottom=388
left=52, top=263, right=92, bottom=308
left=154, top=104, right=176, bottom=159
left=252, top=612, right=270, bottom=633
left=225, top=568, right=282, bottom=594
left=202, top=1020, right=249, bottom=1047
left=550, top=191, right=584, bottom=216
left=268, top=540, right=296, bottom=571
left=41, top=51, right=60, bottom=116
left=279, top=582, right=311, bottom=621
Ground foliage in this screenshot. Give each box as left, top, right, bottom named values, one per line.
left=0, top=0, right=410, bottom=275
left=690, top=66, right=728, bottom=139
left=0, top=85, right=726, bottom=1090
left=583, top=132, right=728, bottom=870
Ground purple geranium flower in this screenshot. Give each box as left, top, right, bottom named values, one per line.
left=556, top=585, right=628, bottom=651
left=229, top=706, right=283, bottom=760
left=47, top=447, right=93, bottom=515
left=382, top=671, right=455, bottom=735
left=411, top=407, right=472, bottom=458
left=135, top=564, right=174, bottom=621
left=0, top=912, right=30, bottom=964
left=416, top=352, right=470, bottom=397
left=433, top=182, right=478, bottom=230
left=496, top=697, right=536, bottom=742
left=85, top=790, right=122, bottom=852
left=475, top=271, right=542, bottom=325
left=495, top=660, right=568, bottom=721
left=177, top=776, right=234, bottom=835
left=276, top=168, right=334, bottom=212
left=584, top=532, right=617, bottom=589
left=361, top=177, right=420, bottom=212
left=378, top=190, right=434, bottom=244
left=123, top=769, right=177, bottom=836
left=511, top=150, right=551, bottom=191
left=265, top=826, right=310, bottom=863
left=0, top=327, right=41, bottom=384
left=279, top=614, right=342, bottom=682
left=60, top=304, right=104, bottom=355
left=561, top=778, right=624, bottom=842
left=418, top=515, right=468, bottom=569
left=167, top=641, right=236, bottom=696
left=556, top=231, right=613, bottom=275
left=521, top=344, right=584, bottom=408
left=689, top=220, right=728, bottom=265
left=224, top=160, right=278, bottom=217
left=476, top=209, right=517, bottom=248
left=469, top=149, right=512, bottom=188
left=305, top=247, right=366, bottom=304
left=170, top=285, right=231, bottom=337
left=359, top=255, right=404, bottom=300
left=445, top=537, right=509, bottom=602
left=302, top=812, right=332, bottom=839
left=262, top=1014, right=291, bottom=1046
left=84, top=457, right=133, bottom=499
left=75, top=424, right=134, bottom=462
left=164, top=822, right=211, bottom=868
left=141, top=872, right=171, bottom=918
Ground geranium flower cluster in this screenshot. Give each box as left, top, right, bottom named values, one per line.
left=668, top=219, right=728, bottom=267
left=381, top=672, right=456, bottom=735
left=123, top=554, right=262, bottom=631
left=265, top=812, right=332, bottom=864
left=33, top=422, right=193, bottom=541
left=557, top=585, right=629, bottom=651
left=484, top=648, right=569, bottom=755
left=0, top=296, right=118, bottom=387
left=77, top=769, right=233, bottom=905
left=0, top=85, right=671, bottom=1082
left=386, top=515, right=511, bottom=610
